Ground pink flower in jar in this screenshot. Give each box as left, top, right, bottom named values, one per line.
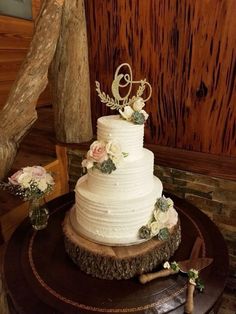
left=30, top=166, right=46, bottom=178
left=8, top=169, right=23, bottom=185
left=87, top=140, right=108, bottom=163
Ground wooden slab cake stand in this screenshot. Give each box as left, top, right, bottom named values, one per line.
left=62, top=209, right=181, bottom=280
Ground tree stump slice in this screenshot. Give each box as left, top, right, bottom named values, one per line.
left=63, top=209, right=181, bottom=280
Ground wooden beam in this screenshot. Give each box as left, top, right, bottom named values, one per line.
left=147, top=144, right=236, bottom=181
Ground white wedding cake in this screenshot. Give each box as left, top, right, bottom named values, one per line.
left=69, top=63, right=179, bottom=246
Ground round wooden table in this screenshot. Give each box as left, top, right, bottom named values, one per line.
left=3, top=192, right=228, bottom=314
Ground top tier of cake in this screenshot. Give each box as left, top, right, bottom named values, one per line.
left=97, top=115, right=144, bottom=160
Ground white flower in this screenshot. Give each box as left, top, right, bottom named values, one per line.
left=163, top=261, right=170, bottom=269
left=154, top=208, right=169, bottom=224
left=133, top=97, right=145, bottom=111
left=189, top=269, right=199, bottom=278
left=82, top=158, right=94, bottom=169
left=17, top=173, right=32, bottom=188
left=106, top=140, right=124, bottom=166
left=119, top=106, right=134, bottom=121
left=188, top=269, right=199, bottom=285
left=110, top=153, right=124, bottom=166
left=37, top=179, right=48, bottom=192
left=140, top=109, right=149, bottom=120
left=106, top=141, right=122, bottom=157
left=150, top=221, right=161, bottom=236
left=45, top=173, right=54, bottom=186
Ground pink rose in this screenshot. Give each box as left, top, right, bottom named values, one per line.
left=8, top=169, right=23, bottom=185
left=166, top=207, right=178, bottom=228
left=87, top=141, right=108, bottom=163
left=31, top=166, right=46, bottom=178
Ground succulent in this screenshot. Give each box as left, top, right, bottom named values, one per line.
left=131, top=111, right=145, bottom=125
left=98, top=159, right=116, bottom=174
left=155, top=197, right=169, bottom=212
left=158, top=227, right=170, bottom=241
left=139, top=225, right=151, bottom=239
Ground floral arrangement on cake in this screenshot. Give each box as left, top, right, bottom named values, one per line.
left=139, top=196, right=178, bottom=240
left=95, top=63, right=152, bottom=125
left=119, top=97, right=149, bottom=125
left=82, top=140, right=128, bottom=174
left=0, top=166, right=54, bottom=200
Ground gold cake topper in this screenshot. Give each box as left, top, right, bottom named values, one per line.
left=95, top=63, right=152, bottom=111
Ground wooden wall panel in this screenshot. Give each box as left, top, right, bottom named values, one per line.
left=0, top=16, right=33, bottom=50
left=0, top=50, right=27, bottom=81
left=85, top=0, right=236, bottom=158
left=0, top=0, right=51, bottom=110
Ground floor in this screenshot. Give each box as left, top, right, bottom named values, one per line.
left=0, top=106, right=235, bottom=313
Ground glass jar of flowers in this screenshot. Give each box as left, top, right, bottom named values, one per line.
left=1, top=166, right=54, bottom=230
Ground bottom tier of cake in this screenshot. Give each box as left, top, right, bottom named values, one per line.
left=63, top=211, right=181, bottom=280
left=74, top=176, right=163, bottom=245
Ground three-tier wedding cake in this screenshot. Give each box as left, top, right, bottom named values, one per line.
left=63, top=63, right=181, bottom=279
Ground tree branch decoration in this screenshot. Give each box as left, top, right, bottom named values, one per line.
left=95, top=63, right=152, bottom=111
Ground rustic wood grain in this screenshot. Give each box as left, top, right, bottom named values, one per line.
left=85, top=0, right=236, bottom=157
left=0, top=0, right=50, bottom=110
left=63, top=210, right=181, bottom=280
left=50, top=0, right=93, bottom=143
left=0, top=16, right=33, bottom=50
left=0, top=86, right=51, bottom=111
left=0, top=0, right=64, bottom=180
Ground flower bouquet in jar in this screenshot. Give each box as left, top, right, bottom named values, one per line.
left=1, top=166, right=55, bottom=230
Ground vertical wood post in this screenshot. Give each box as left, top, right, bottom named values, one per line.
left=50, top=0, right=93, bottom=143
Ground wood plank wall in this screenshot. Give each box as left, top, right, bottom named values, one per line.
left=0, top=0, right=51, bottom=110
left=0, top=0, right=235, bottom=179
left=85, top=0, right=236, bottom=177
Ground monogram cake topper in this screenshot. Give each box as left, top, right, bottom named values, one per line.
left=95, top=63, right=152, bottom=111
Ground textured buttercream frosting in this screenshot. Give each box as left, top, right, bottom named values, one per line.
left=72, top=115, right=178, bottom=245
left=87, top=149, right=154, bottom=198
left=73, top=176, right=163, bottom=245
left=97, top=115, right=144, bottom=160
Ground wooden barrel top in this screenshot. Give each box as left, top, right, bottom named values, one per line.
left=3, top=192, right=228, bottom=314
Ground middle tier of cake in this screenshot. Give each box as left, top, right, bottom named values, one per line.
left=87, top=149, right=155, bottom=198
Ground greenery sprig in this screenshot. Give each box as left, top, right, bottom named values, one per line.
left=163, top=262, right=205, bottom=292
left=188, top=268, right=205, bottom=292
